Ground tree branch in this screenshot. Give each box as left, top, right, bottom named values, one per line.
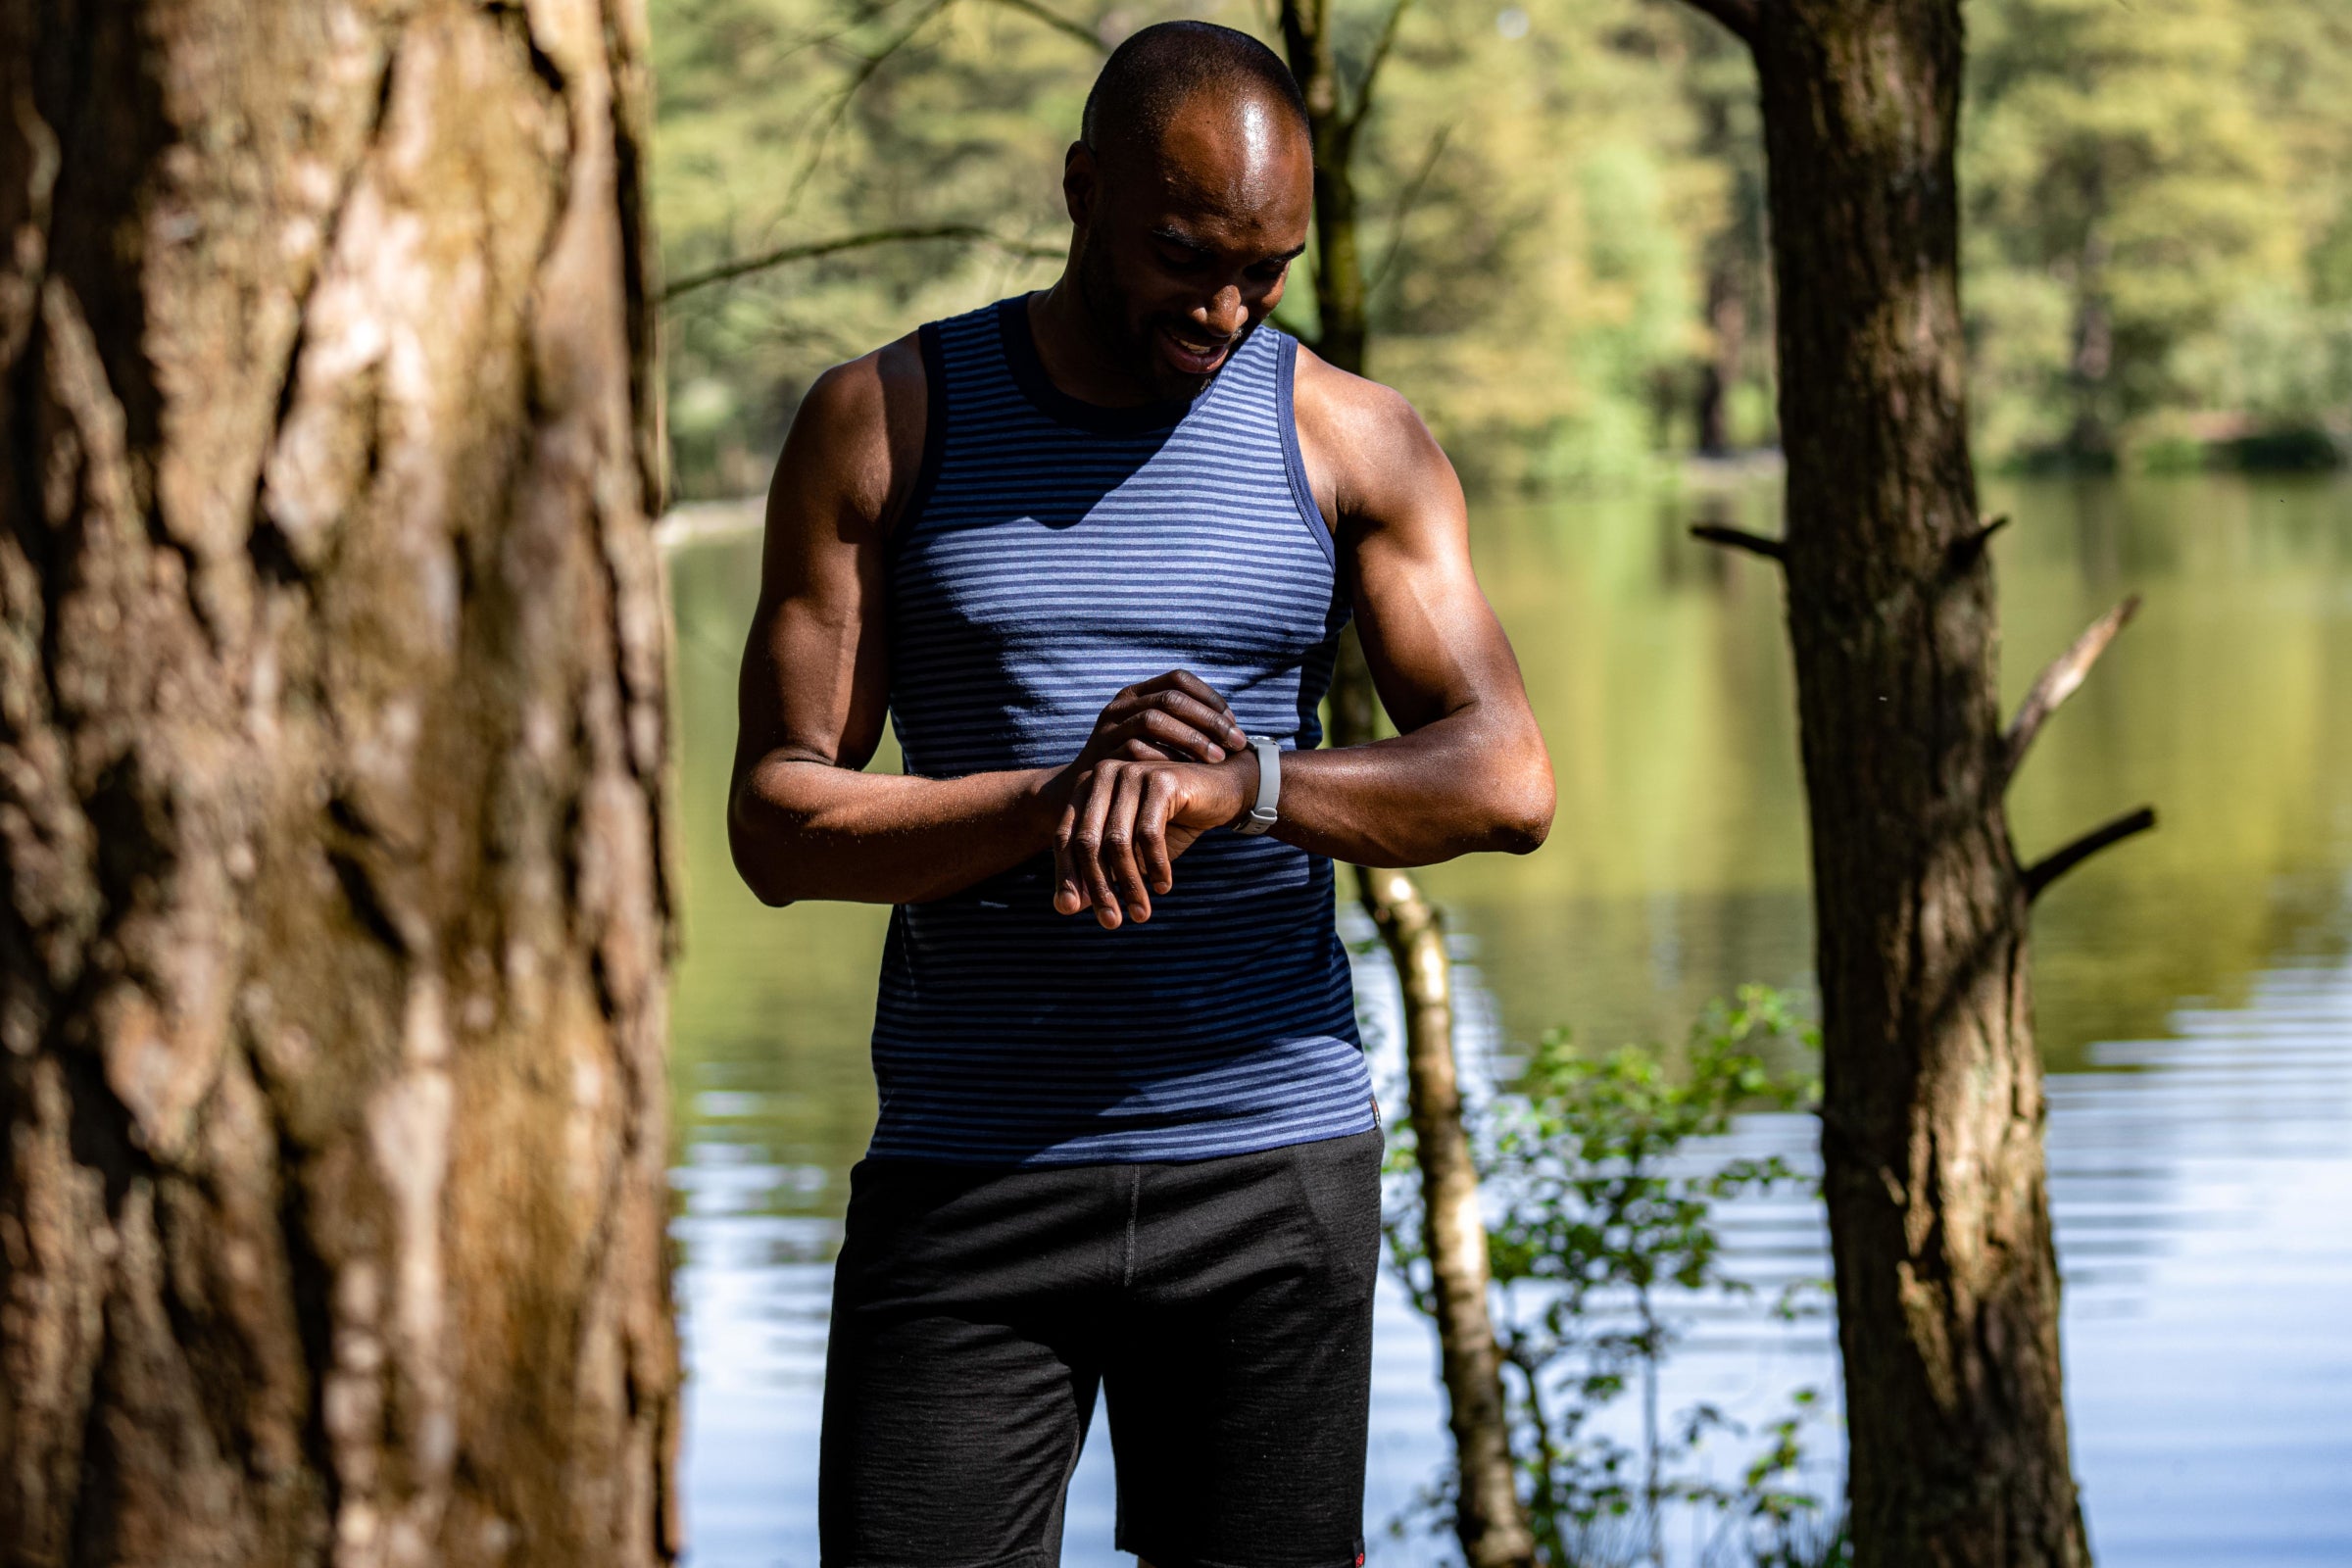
left=1689, top=523, right=1787, bottom=563
left=662, top=224, right=1061, bottom=302
left=975, top=0, right=1103, bottom=51
left=772, top=0, right=958, bottom=216
left=1365, top=123, right=1451, bottom=298
left=1948, top=513, right=2010, bottom=569
left=2003, top=594, right=2139, bottom=781
left=2023, top=806, right=2156, bottom=902
left=756, top=0, right=1096, bottom=242
left=1345, top=0, right=1413, bottom=129
left=1676, top=0, right=1759, bottom=46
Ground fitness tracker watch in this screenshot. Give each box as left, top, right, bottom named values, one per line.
left=1235, top=734, right=1281, bottom=836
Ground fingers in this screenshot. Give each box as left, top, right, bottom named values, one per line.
left=1053, top=791, right=1085, bottom=915
left=1054, top=761, right=1183, bottom=927
left=1137, top=770, right=1178, bottom=896
left=1136, top=667, right=1240, bottom=718
left=1072, top=760, right=1125, bottom=929
left=1108, top=704, right=1233, bottom=762
left=1102, top=765, right=1152, bottom=924
left=1116, top=671, right=1248, bottom=753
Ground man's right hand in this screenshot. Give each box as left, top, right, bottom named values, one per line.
left=1066, top=670, right=1249, bottom=775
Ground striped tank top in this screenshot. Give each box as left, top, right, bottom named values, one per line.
left=869, top=295, right=1375, bottom=1165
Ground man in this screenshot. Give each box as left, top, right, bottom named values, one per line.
left=729, top=20, right=1552, bottom=1568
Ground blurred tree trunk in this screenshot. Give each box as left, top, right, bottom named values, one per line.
left=0, top=2, right=680, bottom=1565
left=1684, top=20, right=1769, bottom=458
left=1278, top=6, right=1533, bottom=1566
left=1695, top=270, right=1744, bottom=456
left=1680, top=0, right=2150, bottom=1561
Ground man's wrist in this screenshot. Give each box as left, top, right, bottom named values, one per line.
left=1020, top=764, right=1070, bottom=842
left=1221, top=746, right=1263, bottom=829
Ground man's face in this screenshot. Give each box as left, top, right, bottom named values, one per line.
left=1063, top=90, right=1314, bottom=400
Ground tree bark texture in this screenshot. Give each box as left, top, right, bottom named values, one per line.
left=0, top=2, right=680, bottom=1565
left=1724, top=1, right=2095, bottom=1561
left=1277, top=0, right=1368, bottom=379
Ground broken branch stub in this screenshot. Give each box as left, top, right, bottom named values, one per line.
left=1689, top=523, right=1788, bottom=563
left=2023, top=805, right=2159, bottom=902
left=2004, top=593, right=2142, bottom=783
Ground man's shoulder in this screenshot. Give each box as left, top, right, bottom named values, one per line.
left=778, top=331, right=929, bottom=533
left=1288, top=341, right=1453, bottom=524
left=799, top=331, right=926, bottom=443
left=1289, top=341, right=1418, bottom=422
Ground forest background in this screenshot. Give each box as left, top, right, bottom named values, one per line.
left=650, top=0, right=2352, bottom=499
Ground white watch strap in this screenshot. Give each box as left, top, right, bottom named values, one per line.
left=1238, top=734, right=1281, bottom=835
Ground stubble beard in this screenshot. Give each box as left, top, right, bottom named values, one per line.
left=1073, top=226, right=1253, bottom=403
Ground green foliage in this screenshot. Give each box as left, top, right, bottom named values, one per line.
left=651, top=0, right=1095, bottom=491
left=648, top=0, right=1752, bottom=495
left=1384, top=987, right=1842, bottom=1568
left=1965, top=0, right=2352, bottom=466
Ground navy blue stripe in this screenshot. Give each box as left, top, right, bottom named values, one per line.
left=872, top=295, right=1368, bottom=1166
left=1276, top=334, right=1338, bottom=572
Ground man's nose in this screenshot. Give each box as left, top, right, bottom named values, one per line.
left=1199, top=284, right=1247, bottom=340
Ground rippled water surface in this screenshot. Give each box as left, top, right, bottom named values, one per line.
left=662, top=476, right=2352, bottom=1567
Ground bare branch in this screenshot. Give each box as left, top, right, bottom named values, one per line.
left=975, top=0, right=1104, bottom=51
left=2003, top=594, right=2140, bottom=781
left=765, top=0, right=1099, bottom=231
left=1345, top=0, right=1413, bottom=129
left=1677, top=0, right=1759, bottom=46
left=771, top=0, right=958, bottom=217
left=1366, top=124, right=1451, bottom=298
left=1689, top=523, right=1787, bottom=563
left=662, top=225, right=1061, bottom=303
left=2023, top=806, right=2156, bottom=903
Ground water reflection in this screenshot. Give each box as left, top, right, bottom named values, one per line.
left=664, top=476, right=2352, bottom=1567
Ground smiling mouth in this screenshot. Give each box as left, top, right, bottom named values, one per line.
left=1157, top=323, right=1235, bottom=376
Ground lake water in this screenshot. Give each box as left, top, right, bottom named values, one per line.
left=661, top=475, right=2352, bottom=1567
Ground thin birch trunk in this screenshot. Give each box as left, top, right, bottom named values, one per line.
left=1277, top=3, right=1533, bottom=1522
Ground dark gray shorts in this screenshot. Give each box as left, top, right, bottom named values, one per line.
left=818, top=1128, right=1385, bottom=1568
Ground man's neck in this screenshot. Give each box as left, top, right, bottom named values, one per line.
left=1025, top=280, right=1172, bottom=410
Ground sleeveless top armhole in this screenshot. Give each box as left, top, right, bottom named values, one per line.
left=887, top=321, right=951, bottom=555
left=1275, top=333, right=1339, bottom=572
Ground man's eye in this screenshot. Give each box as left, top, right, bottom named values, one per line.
left=1158, top=248, right=1208, bottom=272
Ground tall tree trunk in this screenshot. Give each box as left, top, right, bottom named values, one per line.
left=1276, top=8, right=1533, bottom=1565
left=1680, top=0, right=2148, bottom=1561
left=0, top=3, right=681, bottom=1565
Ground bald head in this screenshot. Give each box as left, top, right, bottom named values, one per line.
left=1082, top=22, right=1312, bottom=170
left=1053, top=22, right=1314, bottom=401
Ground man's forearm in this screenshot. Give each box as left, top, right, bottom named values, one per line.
left=1273, top=706, right=1552, bottom=866
left=728, top=757, right=1063, bottom=906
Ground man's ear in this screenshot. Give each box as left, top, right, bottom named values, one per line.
left=1062, top=141, right=1098, bottom=230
